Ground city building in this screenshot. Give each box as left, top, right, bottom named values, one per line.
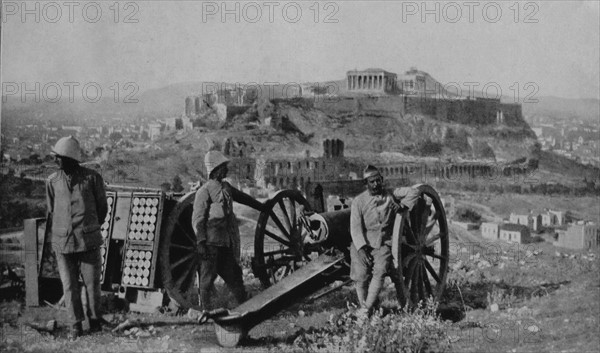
left=499, top=223, right=531, bottom=244
left=541, top=212, right=556, bottom=227
left=148, top=123, right=162, bottom=141
left=509, top=213, right=533, bottom=228
left=549, top=210, right=566, bottom=226
left=481, top=222, right=500, bottom=240
left=557, top=222, right=599, bottom=250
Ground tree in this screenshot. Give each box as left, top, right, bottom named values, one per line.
left=529, top=142, right=542, bottom=158
left=455, top=207, right=482, bottom=223
left=223, top=138, right=231, bottom=156
left=310, top=85, right=329, bottom=95
left=109, top=132, right=123, bottom=142
left=172, top=175, right=184, bottom=192
left=93, top=147, right=105, bottom=158
left=160, top=182, right=171, bottom=192
left=444, top=128, right=470, bottom=152
left=175, top=118, right=183, bottom=130
left=116, top=169, right=128, bottom=182
left=29, top=154, right=41, bottom=164
left=418, top=139, right=442, bottom=156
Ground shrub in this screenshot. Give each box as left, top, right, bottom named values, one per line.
left=160, top=182, right=171, bottom=192
left=418, top=139, right=443, bottom=156
left=172, top=175, right=184, bottom=192
left=444, top=128, right=470, bottom=153
left=289, top=298, right=451, bottom=353
left=454, top=207, right=481, bottom=223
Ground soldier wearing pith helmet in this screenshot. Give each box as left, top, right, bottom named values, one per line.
left=191, top=150, right=262, bottom=312
left=45, top=136, right=108, bottom=339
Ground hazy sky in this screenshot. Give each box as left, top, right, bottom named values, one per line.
left=1, top=1, right=599, bottom=99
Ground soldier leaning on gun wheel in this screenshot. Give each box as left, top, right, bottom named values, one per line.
left=46, top=136, right=109, bottom=340
left=350, top=165, right=420, bottom=318
left=191, top=151, right=260, bottom=318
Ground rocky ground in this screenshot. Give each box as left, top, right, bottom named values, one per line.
left=1, top=193, right=599, bottom=352
left=1, top=238, right=598, bottom=353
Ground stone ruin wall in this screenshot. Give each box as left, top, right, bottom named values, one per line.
left=315, top=95, right=525, bottom=127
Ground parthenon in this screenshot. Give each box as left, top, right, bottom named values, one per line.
left=346, top=68, right=398, bottom=94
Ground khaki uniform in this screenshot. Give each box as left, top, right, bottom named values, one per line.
left=46, top=167, right=107, bottom=326
left=350, top=186, right=420, bottom=308
left=191, top=179, right=246, bottom=309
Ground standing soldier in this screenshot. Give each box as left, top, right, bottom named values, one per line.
left=350, top=165, right=420, bottom=316
left=192, top=151, right=262, bottom=312
left=46, top=136, right=108, bottom=339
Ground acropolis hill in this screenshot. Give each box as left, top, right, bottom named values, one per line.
left=165, top=68, right=534, bottom=163
left=178, top=68, right=528, bottom=132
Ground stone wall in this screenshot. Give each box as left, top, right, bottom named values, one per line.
left=314, top=95, right=525, bottom=127
left=404, top=96, right=524, bottom=127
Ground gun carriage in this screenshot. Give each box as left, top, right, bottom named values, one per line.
left=27, top=183, right=448, bottom=348
left=159, top=183, right=449, bottom=347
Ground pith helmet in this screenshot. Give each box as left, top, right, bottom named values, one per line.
left=363, top=165, right=381, bottom=179
left=205, top=150, right=229, bottom=177
left=52, top=136, right=81, bottom=162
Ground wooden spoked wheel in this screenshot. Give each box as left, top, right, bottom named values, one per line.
left=252, top=190, right=313, bottom=287
left=394, top=184, right=449, bottom=307
left=159, top=192, right=200, bottom=310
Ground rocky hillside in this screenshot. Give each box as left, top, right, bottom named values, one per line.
left=224, top=96, right=537, bottom=164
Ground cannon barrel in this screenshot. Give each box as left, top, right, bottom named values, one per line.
left=306, top=209, right=352, bottom=251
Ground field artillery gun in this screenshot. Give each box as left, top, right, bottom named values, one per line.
left=158, top=184, right=449, bottom=347
left=24, top=182, right=448, bottom=348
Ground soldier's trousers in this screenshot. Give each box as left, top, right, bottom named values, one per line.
left=198, top=245, right=247, bottom=310
left=55, top=248, right=102, bottom=325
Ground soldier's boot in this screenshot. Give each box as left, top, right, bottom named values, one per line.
left=67, top=322, right=82, bottom=340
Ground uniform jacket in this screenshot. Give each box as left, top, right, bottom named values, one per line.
left=46, top=167, right=108, bottom=254
left=350, top=187, right=420, bottom=250
left=191, top=179, right=242, bottom=258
